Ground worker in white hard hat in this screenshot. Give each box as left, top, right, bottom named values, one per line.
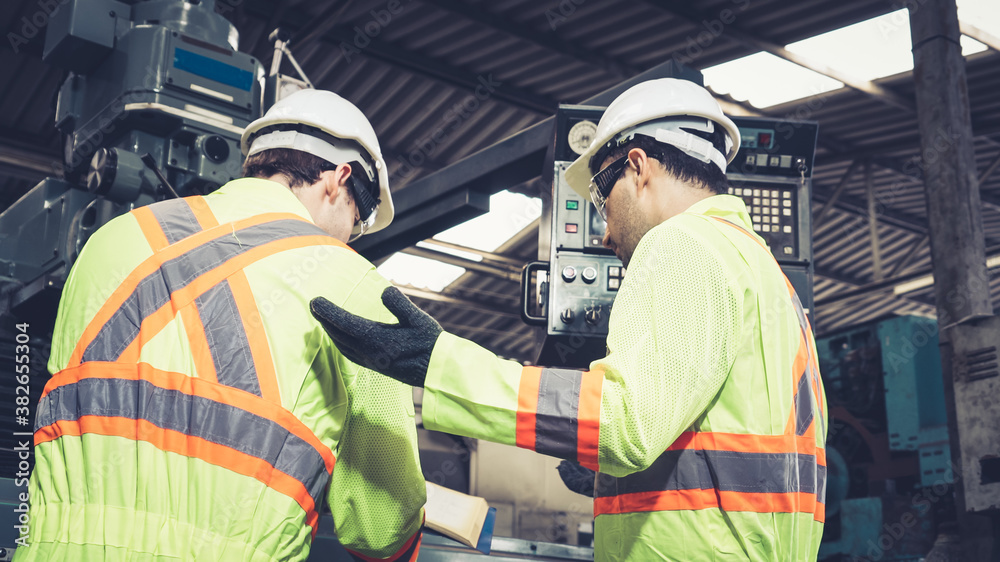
left=309, top=78, right=828, bottom=560
left=19, top=89, right=425, bottom=562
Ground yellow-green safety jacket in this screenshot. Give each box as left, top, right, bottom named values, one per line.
left=421, top=194, right=827, bottom=561
left=17, top=179, right=425, bottom=562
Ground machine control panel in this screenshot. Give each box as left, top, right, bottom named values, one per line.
left=548, top=253, right=621, bottom=336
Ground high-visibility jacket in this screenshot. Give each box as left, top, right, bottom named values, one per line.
left=17, top=179, right=425, bottom=562
left=421, top=194, right=827, bottom=561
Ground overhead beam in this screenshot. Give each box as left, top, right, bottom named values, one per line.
left=402, top=246, right=522, bottom=282
left=865, top=160, right=885, bottom=281
left=400, top=286, right=520, bottom=319
left=646, top=0, right=916, bottom=112
left=813, top=247, right=1000, bottom=308
left=889, top=234, right=928, bottom=278
left=242, top=0, right=557, bottom=114
left=960, top=21, right=1000, bottom=52
left=421, top=0, right=638, bottom=79
left=814, top=159, right=861, bottom=227
left=813, top=265, right=935, bottom=309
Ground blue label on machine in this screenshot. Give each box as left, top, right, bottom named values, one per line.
left=173, top=48, right=253, bottom=91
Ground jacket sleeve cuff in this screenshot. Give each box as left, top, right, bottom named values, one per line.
left=346, top=524, right=422, bottom=562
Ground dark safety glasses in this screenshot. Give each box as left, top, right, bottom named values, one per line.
left=589, top=156, right=629, bottom=221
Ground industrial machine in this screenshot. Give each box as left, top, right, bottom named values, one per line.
left=0, top=0, right=263, bottom=330
left=522, top=101, right=818, bottom=368
left=816, top=315, right=951, bottom=561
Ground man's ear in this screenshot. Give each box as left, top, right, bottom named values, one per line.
left=628, top=147, right=652, bottom=196
left=323, top=163, right=353, bottom=202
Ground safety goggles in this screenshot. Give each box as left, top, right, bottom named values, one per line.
left=343, top=161, right=380, bottom=242
left=589, top=155, right=629, bottom=221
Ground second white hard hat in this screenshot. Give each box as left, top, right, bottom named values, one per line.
left=241, top=89, right=394, bottom=236
left=564, top=78, right=741, bottom=201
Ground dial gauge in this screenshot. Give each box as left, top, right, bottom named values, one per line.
left=567, top=120, right=598, bottom=155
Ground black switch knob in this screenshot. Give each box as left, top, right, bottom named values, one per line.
left=560, top=308, right=575, bottom=324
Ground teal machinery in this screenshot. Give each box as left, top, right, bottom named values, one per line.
left=816, top=315, right=953, bottom=561
left=522, top=102, right=819, bottom=368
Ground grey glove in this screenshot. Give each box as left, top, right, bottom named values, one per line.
left=310, top=286, right=442, bottom=387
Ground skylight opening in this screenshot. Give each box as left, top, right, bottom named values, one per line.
left=378, top=190, right=542, bottom=292
left=702, top=52, right=844, bottom=108
left=703, top=0, right=993, bottom=110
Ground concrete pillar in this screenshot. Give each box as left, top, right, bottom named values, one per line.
left=909, top=0, right=996, bottom=558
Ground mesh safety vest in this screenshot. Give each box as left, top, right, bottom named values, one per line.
left=18, top=179, right=423, bottom=562
left=420, top=195, right=827, bottom=561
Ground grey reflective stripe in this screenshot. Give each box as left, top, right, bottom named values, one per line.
left=35, top=377, right=329, bottom=509
left=594, top=447, right=827, bottom=498
left=790, top=290, right=825, bottom=437
left=535, top=368, right=582, bottom=459
left=149, top=198, right=202, bottom=244
left=81, top=219, right=328, bottom=363
left=795, top=369, right=814, bottom=436
left=196, top=280, right=261, bottom=396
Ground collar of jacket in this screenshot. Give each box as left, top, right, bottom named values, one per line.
left=682, top=194, right=762, bottom=241
left=209, top=177, right=317, bottom=224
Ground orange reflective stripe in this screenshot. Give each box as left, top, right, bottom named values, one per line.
left=35, top=415, right=321, bottom=532
left=667, top=431, right=823, bottom=464
left=228, top=270, right=281, bottom=404
left=39, top=362, right=335, bottom=473
left=133, top=206, right=170, bottom=251
left=516, top=367, right=542, bottom=450
left=179, top=303, right=218, bottom=384
left=577, top=369, right=603, bottom=471
left=187, top=196, right=219, bottom=230
left=594, top=489, right=824, bottom=522
left=68, top=212, right=310, bottom=368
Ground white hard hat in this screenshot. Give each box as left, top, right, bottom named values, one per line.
left=564, top=78, right=741, bottom=200
left=241, top=89, right=394, bottom=236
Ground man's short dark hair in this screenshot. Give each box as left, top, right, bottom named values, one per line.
left=594, top=125, right=730, bottom=195
left=243, top=148, right=334, bottom=188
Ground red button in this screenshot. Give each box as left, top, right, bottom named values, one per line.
left=565, top=223, right=578, bottom=233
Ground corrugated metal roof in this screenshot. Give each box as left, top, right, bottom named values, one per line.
left=2, top=0, right=999, bottom=360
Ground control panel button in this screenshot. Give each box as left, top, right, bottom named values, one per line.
left=565, top=223, right=578, bottom=233
left=582, top=266, right=597, bottom=284
left=562, top=266, right=577, bottom=282
left=608, top=278, right=620, bottom=290
left=585, top=305, right=602, bottom=325
left=566, top=200, right=579, bottom=210
left=560, top=308, right=575, bottom=324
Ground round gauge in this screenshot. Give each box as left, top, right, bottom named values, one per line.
left=567, top=120, right=598, bottom=155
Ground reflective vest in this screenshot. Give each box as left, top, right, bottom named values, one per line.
left=19, top=180, right=423, bottom=562
left=421, top=195, right=827, bottom=560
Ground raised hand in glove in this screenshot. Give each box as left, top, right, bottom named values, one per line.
left=557, top=460, right=596, bottom=497
left=310, top=286, right=442, bottom=387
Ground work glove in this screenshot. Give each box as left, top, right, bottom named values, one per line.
left=310, top=286, right=442, bottom=387
left=557, top=460, right=596, bottom=497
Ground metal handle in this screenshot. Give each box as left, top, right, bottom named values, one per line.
left=521, top=261, right=549, bottom=326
